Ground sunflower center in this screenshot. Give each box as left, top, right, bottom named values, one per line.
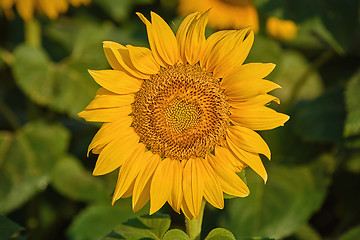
left=165, top=99, right=200, bottom=133
left=132, top=63, right=229, bottom=161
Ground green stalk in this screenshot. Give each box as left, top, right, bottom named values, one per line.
left=24, top=18, right=41, bottom=47
left=185, top=201, right=206, bottom=240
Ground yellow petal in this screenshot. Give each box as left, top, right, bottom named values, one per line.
left=176, top=12, right=200, bottom=64
left=16, top=0, right=34, bottom=21
left=150, top=12, right=179, bottom=65
left=150, top=158, right=173, bottom=215
left=92, top=130, right=140, bottom=175
left=78, top=105, right=132, bottom=122
left=230, top=106, right=290, bottom=131
left=112, top=144, right=146, bottom=203
left=226, top=138, right=268, bottom=182
left=215, top=146, right=246, bottom=172
left=136, top=13, right=168, bottom=67
left=168, top=159, right=183, bottom=213
left=126, top=45, right=160, bottom=75
left=229, top=94, right=280, bottom=108
left=88, top=70, right=141, bottom=95
left=204, top=28, right=248, bottom=73
left=84, top=89, right=134, bottom=110
left=207, top=154, right=249, bottom=197
left=182, top=158, right=204, bottom=218
left=103, top=41, right=150, bottom=79
left=227, top=126, right=271, bottom=160
left=133, top=179, right=150, bottom=213
left=200, top=30, right=235, bottom=70
left=201, top=158, right=224, bottom=209
left=221, top=63, right=276, bottom=89
left=225, top=79, right=281, bottom=100
left=181, top=195, right=195, bottom=220
left=213, top=31, right=254, bottom=78
left=185, top=11, right=209, bottom=65
left=87, top=116, right=133, bottom=156
left=121, top=180, right=135, bottom=198
left=132, top=152, right=161, bottom=212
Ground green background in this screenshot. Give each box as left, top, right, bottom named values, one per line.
left=1, top=0, right=360, bottom=239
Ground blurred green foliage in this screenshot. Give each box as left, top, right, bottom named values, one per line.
left=0, top=0, right=360, bottom=239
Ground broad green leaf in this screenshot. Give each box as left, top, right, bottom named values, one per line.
left=12, top=43, right=99, bottom=118
left=345, top=153, right=360, bottom=173
left=51, top=155, right=110, bottom=202
left=292, top=223, right=321, bottom=240
left=0, top=131, right=12, bottom=168
left=344, top=69, right=360, bottom=137
left=93, top=0, right=132, bottom=22
left=220, top=162, right=330, bottom=239
left=163, top=229, right=190, bottom=240
left=0, top=215, right=23, bottom=239
left=68, top=203, right=146, bottom=240
left=292, top=88, right=345, bottom=143
left=242, top=238, right=276, bottom=240
left=205, top=228, right=236, bottom=240
left=71, top=23, right=111, bottom=69
left=105, top=213, right=171, bottom=240
left=0, top=121, right=70, bottom=213
left=49, top=62, right=98, bottom=117
left=272, top=50, right=323, bottom=104
left=13, top=22, right=120, bottom=118
left=246, top=35, right=282, bottom=64
left=13, top=45, right=54, bottom=106
left=339, top=225, right=360, bottom=240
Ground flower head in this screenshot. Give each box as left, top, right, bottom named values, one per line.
left=78, top=11, right=289, bottom=219
left=0, top=0, right=90, bottom=21
left=266, top=17, right=297, bottom=41
left=178, top=0, right=259, bottom=32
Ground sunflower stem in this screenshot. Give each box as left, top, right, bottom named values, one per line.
left=24, top=18, right=41, bottom=47
left=185, top=201, right=206, bottom=240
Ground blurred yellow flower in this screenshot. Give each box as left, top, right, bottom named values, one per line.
left=178, top=0, right=259, bottom=32
left=266, top=17, right=297, bottom=41
left=0, top=0, right=90, bottom=21
left=79, top=11, right=288, bottom=219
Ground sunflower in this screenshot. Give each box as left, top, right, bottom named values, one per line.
left=177, top=0, right=259, bottom=32
left=266, top=17, right=297, bottom=41
left=78, top=11, right=289, bottom=219
left=0, top=0, right=90, bottom=21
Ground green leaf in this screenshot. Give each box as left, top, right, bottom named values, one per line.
left=220, top=162, right=330, bottom=239
left=246, top=35, right=282, bottom=64
left=339, top=225, right=360, bottom=240
left=292, top=223, right=321, bottom=240
left=345, top=153, right=360, bottom=173
left=272, top=50, right=324, bottom=104
left=105, top=213, right=171, bottom=240
left=0, top=215, right=23, bottom=239
left=0, top=121, right=70, bottom=213
left=344, top=69, right=360, bottom=137
left=13, top=44, right=54, bottom=106
left=205, top=228, right=236, bottom=240
left=93, top=0, right=132, bottom=22
left=242, top=238, right=276, bottom=240
left=163, top=229, right=190, bottom=240
left=51, top=155, right=110, bottom=202
left=68, top=203, right=146, bottom=240
left=292, top=88, right=345, bottom=143
left=13, top=22, right=121, bottom=118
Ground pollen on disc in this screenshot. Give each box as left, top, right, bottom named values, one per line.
left=132, top=63, right=229, bottom=161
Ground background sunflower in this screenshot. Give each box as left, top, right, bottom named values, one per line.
left=0, top=0, right=360, bottom=239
